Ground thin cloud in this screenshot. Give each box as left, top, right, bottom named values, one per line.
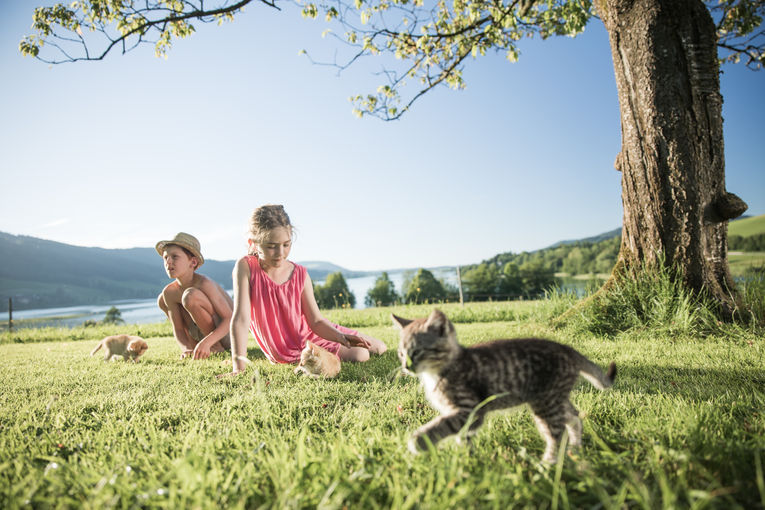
left=40, top=218, right=70, bottom=229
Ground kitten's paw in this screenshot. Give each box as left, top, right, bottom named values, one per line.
left=407, top=437, right=421, bottom=455
left=541, top=452, right=558, bottom=465
left=408, top=434, right=433, bottom=454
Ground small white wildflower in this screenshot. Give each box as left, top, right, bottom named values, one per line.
left=157, top=488, right=168, bottom=496
left=44, top=462, right=59, bottom=474
left=125, top=466, right=132, bottom=473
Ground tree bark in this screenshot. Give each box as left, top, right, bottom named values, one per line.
left=600, top=0, right=747, bottom=317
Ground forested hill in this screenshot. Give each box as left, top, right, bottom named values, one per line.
left=2, top=214, right=761, bottom=311
left=0, top=233, right=238, bottom=311
left=0, top=233, right=368, bottom=311
left=462, top=213, right=765, bottom=278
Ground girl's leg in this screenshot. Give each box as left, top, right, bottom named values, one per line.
left=336, top=334, right=387, bottom=361
left=337, top=345, right=370, bottom=362
left=359, top=333, right=387, bottom=355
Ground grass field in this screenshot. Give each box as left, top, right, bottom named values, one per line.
left=1, top=300, right=763, bottom=509
left=729, top=214, right=765, bottom=238
left=729, top=251, right=765, bottom=276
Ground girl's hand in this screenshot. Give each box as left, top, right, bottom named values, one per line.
left=181, top=349, right=193, bottom=359
left=341, top=334, right=371, bottom=349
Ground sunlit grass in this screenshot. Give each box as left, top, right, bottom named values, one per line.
left=729, top=251, right=765, bottom=276
left=1, top=298, right=763, bottom=508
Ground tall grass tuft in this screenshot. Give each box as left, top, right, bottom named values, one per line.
left=564, top=259, right=722, bottom=337
left=735, top=266, right=765, bottom=328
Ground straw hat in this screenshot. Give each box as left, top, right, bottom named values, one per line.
left=155, top=232, right=204, bottom=267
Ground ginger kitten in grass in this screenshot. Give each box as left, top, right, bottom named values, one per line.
left=91, top=335, right=148, bottom=362
left=294, top=341, right=341, bottom=378
left=393, top=309, right=616, bottom=463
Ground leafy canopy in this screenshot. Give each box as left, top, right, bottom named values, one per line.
left=20, top=0, right=764, bottom=118
left=403, top=268, right=448, bottom=303
left=365, top=271, right=400, bottom=307
left=314, top=272, right=357, bottom=309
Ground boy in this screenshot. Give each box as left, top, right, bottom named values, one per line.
left=156, top=232, right=233, bottom=359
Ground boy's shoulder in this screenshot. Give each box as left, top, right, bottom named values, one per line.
left=193, top=272, right=216, bottom=288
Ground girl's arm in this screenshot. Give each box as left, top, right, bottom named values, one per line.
left=300, top=275, right=370, bottom=349
left=228, top=257, right=252, bottom=374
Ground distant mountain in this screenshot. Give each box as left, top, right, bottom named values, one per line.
left=5, top=216, right=759, bottom=312
left=728, top=213, right=765, bottom=237
left=0, top=233, right=372, bottom=311
left=299, top=261, right=373, bottom=281
left=541, top=213, right=763, bottom=250
left=300, top=261, right=348, bottom=273
left=0, top=232, right=236, bottom=311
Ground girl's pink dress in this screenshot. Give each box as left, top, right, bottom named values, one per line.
left=246, top=255, right=358, bottom=363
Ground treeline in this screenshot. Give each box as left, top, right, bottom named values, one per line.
left=313, top=238, right=622, bottom=309
left=474, top=236, right=621, bottom=277
left=454, top=236, right=621, bottom=301
left=314, top=231, right=764, bottom=309
left=313, top=269, right=461, bottom=309
left=729, top=234, right=765, bottom=252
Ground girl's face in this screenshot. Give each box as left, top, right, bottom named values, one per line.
left=252, top=227, right=292, bottom=268
left=162, top=245, right=197, bottom=279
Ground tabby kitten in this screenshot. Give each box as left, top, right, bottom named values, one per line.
left=392, top=309, right=616, bottom=463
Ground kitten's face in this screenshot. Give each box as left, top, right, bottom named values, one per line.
left=128, top=339, right=148, bottom=360
left=297, top=341, right=340, bottom=377
left=392, top=310, right=458, bottom=375
left=300, top=342, right=320, bottom=368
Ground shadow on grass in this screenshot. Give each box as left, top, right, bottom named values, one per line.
left=335, top=350, right=402, bottom=383
left=609, top=364, right=765, bottom=400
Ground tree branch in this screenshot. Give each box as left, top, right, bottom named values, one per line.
left=22, top=0, right=279, bottom=64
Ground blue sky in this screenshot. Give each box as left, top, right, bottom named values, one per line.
left=1, top=2, right=763, bottom=271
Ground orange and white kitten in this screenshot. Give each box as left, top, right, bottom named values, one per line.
left=294, top=341, right=340, bottom=378
left=91, top=335, right=148, bottom=362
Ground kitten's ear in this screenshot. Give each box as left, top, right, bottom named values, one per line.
left=425, top=309, right=452, bottom=336
left=391, top=314, right=413, bottom=330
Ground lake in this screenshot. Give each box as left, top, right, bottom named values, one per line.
left=5, top=269, right=459, bottom=329
left=5, top=269, right=599, bottom=329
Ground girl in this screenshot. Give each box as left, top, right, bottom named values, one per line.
left=223, top=205, right=387, bottom=375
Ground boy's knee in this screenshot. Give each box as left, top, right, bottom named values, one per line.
left=181, top=287, right=204, bottom=310
left=157, top=293, right=168, bottom=313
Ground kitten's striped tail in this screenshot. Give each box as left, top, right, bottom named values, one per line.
left=579, top=358, right=617, bottom=390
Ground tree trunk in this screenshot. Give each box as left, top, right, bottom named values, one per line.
left=600, top=0, right=748, bottom=317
